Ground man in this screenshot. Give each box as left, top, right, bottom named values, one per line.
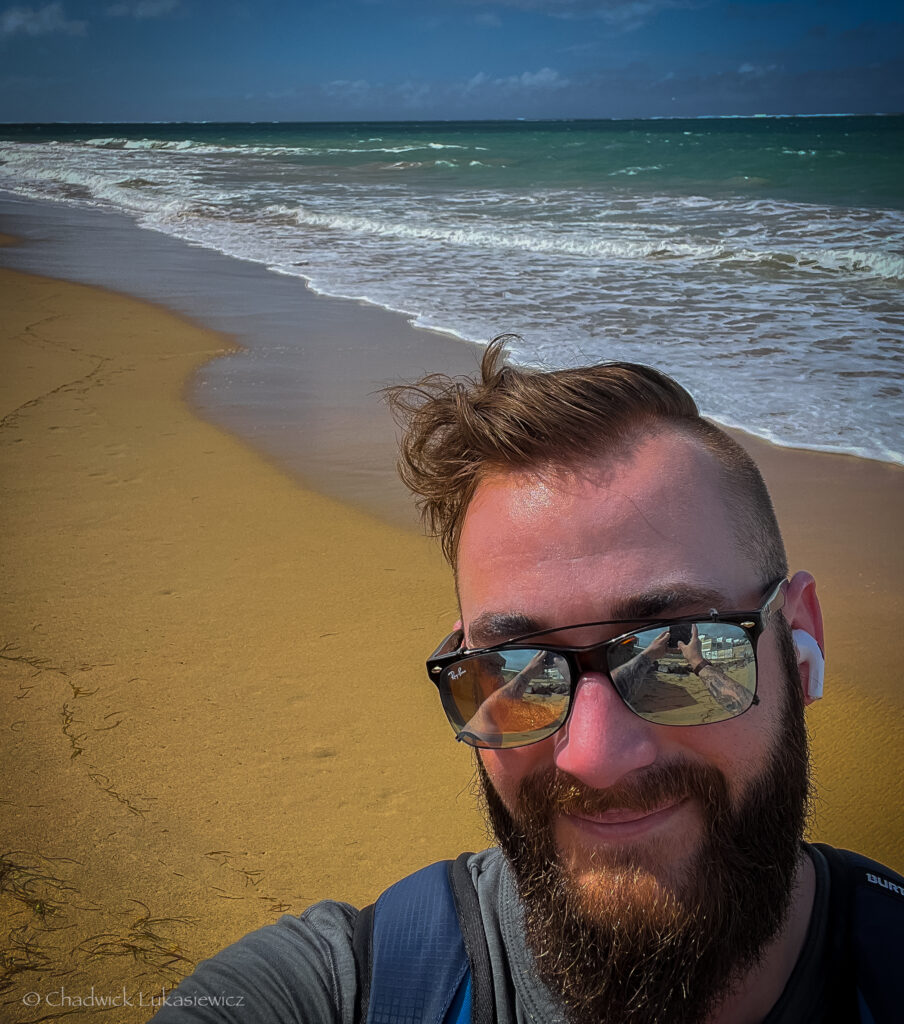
left=153, top=339, right=902, bottom=1023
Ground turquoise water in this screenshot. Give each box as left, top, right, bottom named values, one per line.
left=1, top=117, right=902, bottom=462
left=3, top=118, right=902, bottom=206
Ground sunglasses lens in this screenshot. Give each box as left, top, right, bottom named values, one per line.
left=440, top=649, right=570, bottom=748
left=436, top=621, right=757, bottom=747
left=607, top=623, right=756, bottom=725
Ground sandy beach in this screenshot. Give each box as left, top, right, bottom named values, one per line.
left=0, top=263, right=485, bottom=1021
left=1, top=253, right=902, bottom=1021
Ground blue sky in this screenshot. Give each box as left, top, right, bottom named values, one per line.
left=1, top=0, right=902, bottom=122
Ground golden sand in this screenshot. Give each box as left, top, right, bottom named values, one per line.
left=0, top=268, right=484, bottom=1020
left=1, top=265, right=901, bottom=1020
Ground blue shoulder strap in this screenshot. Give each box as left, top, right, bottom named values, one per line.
left=365, top=859, right=471, bottom=1024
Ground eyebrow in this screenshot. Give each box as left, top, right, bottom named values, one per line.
left=467, top=612, right=541, bottom=648
left=466, top=583, right=732, bottom=649
left=608, top=584, right=730, bottom=620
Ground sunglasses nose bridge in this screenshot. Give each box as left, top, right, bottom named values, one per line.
left=572, top=641, right=612, bottom=679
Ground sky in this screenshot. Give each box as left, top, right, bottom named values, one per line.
left=1, top=0, right=902, bottom=122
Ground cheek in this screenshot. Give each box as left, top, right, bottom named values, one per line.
left=674, top=703, right=779, bottom=805
left=480, top=741, right=555, bottom=810
left=479, top=704, right=781, bottom=810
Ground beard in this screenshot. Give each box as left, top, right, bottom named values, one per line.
left=478, top=620, right=811, bottom=1024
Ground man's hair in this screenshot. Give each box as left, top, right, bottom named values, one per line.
left=386, top=336, right=788, bottom=584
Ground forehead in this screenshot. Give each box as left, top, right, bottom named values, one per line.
left=456, top=432, right=757, bottom=628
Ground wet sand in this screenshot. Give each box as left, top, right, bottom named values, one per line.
left=1, top=261, right=902, bottom=1021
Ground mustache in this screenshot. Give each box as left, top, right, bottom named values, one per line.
left=513, top=760, right=730, bottom=823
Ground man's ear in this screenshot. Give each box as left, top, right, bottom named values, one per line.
left=782, top=571, right=824, bottom=706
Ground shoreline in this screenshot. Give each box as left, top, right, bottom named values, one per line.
left=0, top=193, right=484, bottom=531
left=1, top=195, right=901, bottom=520
left=1, top=228, right=902, bottom=1017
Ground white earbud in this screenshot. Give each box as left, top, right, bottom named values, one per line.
left=792, top=629, right=824, bottom=700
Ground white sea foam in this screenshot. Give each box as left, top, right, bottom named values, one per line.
left=609, top=164, right=664, bottom=176
left=269, top=202, right=904, bottom=279
left=69, top=136, right=492, bottom=158
left=1, top=133, right=901, bottom=464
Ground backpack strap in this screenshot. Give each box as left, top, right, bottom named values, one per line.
left=812, top=843, right=860, bottom=1023
left=353, top=856, right=487, bottom=1024
left=352, top=900, right=375, bottom=1024
left=813, top=843, right=904, bottom=1024
left=449, top=853, right=496, bottom=1024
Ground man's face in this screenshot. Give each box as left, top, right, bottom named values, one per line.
left=455, top=432, right=809, bottom=1021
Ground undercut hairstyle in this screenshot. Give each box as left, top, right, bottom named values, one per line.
left=386, top=336, right=788, bottom=585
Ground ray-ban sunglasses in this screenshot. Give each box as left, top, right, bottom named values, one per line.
left=426, top=579, right=787, bottom=749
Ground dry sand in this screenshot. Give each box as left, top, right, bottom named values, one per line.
left=1, top=264, right=902, bottom=1021
left=1, top=267, right=483, bottom=1021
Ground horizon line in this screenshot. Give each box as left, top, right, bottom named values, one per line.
left=1, top=112, right=902, bottom=127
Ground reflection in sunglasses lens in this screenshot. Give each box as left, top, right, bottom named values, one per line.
left=607, top=623, right=755, bottom=725
left=443, top=650, right=570, bottom=748
left=441, top=623, right=756, bottom=746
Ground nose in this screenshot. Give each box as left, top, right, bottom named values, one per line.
left=553, top=671, right=658, bottom=790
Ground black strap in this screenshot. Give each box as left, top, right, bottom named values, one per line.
left=449, top=853, right=496, bottom=1024
left=352, top=901, right=375, bottom=1024
left=812, top=843, right=861, bottom=1024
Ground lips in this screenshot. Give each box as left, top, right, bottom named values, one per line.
left=577, top=803, right=678, bottom=824
left=561, top=798, right=687, bottom=839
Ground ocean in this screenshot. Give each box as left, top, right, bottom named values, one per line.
left=1, top=117, right=902, bottom=464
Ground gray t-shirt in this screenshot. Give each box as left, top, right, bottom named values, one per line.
left=150, top=846, right=834, bottom=1023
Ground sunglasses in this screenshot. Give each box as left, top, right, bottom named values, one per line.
left=427, top=579, right=787, bottom=749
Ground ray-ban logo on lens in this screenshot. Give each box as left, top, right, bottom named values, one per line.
left=449, top=667, right=466, bottom=680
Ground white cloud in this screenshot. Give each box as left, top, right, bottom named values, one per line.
left=465, top=66, right=570, bottom=93
left=0, top=2, right=86, bottom=35
left=463, top=70, right=489, bottom=93
left=738, top=62, right=777, bottom=77
left=322, top=79, right=372, bottom=102
left=320, top=78, right=434, bottom=111
left=106, top=0, right=179, bottom=18
left=513, top=67, right=568, bottom=88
